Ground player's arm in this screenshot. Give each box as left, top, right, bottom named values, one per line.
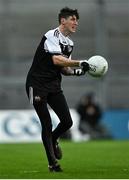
left=60, top=55, right=86, bottom=76
left=52, top=55, right=90, bottom=73
left=61, top=67, right=73, bottom=75
left=52, top=55, right=81, bottom=67
left=44, top=31, right=89, bottom=72
left=61, top=67, right=86, bottom=76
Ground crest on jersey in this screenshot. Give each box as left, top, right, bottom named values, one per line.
left=67, top=45, right=73, bottom=52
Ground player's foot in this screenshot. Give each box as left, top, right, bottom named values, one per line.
left=48, top=163, right=63, bottom=172
left=53, top=140, right=62, bottom=160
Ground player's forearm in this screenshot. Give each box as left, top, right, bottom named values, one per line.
left=52, top=55, right=80, bottom=67
left=61, top=67, right=74, bottom=75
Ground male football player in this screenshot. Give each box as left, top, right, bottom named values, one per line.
left=26, top=7, right=90, bottom=172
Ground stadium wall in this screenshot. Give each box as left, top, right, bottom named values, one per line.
left=0, top=109, right=129, bottom=143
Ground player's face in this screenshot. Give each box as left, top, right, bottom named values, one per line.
left=62, top=15, right=79, bottom=34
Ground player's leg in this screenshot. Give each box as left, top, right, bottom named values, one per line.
left=33, top=97, right=56, bottom=164
left=48, top=91, right=73, bottom=159
left=26, top=86, right=62, bottom=171
left=33, top=98, right=62, bottom=171
left=48, top=91, right=73, bottom=141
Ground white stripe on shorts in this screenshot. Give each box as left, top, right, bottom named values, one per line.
left=29, top=86, right=33, bottom=104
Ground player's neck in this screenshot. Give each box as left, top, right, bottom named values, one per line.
left=58, top=25, right=71, bottom=37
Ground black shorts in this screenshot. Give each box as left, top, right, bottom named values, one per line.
left=26, top=79, right=62, bottom=104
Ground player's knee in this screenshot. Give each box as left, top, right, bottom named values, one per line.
left=64, top=119, right=73, bottom=129
left=68, top=119, right=73, bottom=128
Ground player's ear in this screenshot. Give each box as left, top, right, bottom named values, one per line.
left=61, top=18, right=66, bottom=25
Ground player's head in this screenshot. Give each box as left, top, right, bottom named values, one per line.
left=58, top=7, right=79, bottom=34
left=58, top=7, right=79, bottom=24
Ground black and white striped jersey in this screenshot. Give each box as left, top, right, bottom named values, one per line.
left=26, top=27, right=74, bottom=87
left=44, top=27, right=73, bottom=58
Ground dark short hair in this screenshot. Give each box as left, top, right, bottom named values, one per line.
left=58, top=7, right=79, bottom=24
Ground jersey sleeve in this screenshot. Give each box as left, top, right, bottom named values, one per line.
left=44, top=30, right=62, bottom=55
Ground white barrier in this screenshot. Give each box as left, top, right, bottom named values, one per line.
left=0, top=109, right=89, bottom=143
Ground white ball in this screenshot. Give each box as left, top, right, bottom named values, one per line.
left=88, top=55, right=108, bottom=77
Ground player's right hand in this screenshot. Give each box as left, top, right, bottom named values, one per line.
left=79, top=60, right=90, bottom=72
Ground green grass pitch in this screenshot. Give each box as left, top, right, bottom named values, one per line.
left=0, top=140, right=129, bottom=179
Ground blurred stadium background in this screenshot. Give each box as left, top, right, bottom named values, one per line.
left=0, top=0, right=129, bottom=141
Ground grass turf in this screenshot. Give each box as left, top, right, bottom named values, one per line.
left=0, top=140, right=129, bottom=179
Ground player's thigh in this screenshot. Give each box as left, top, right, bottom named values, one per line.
left=48, top=92, right=72, bottom=123
left=26, top=86, right=52, bottom=129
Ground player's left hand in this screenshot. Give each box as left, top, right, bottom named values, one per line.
left=73, top=69, right=85, bottom=76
